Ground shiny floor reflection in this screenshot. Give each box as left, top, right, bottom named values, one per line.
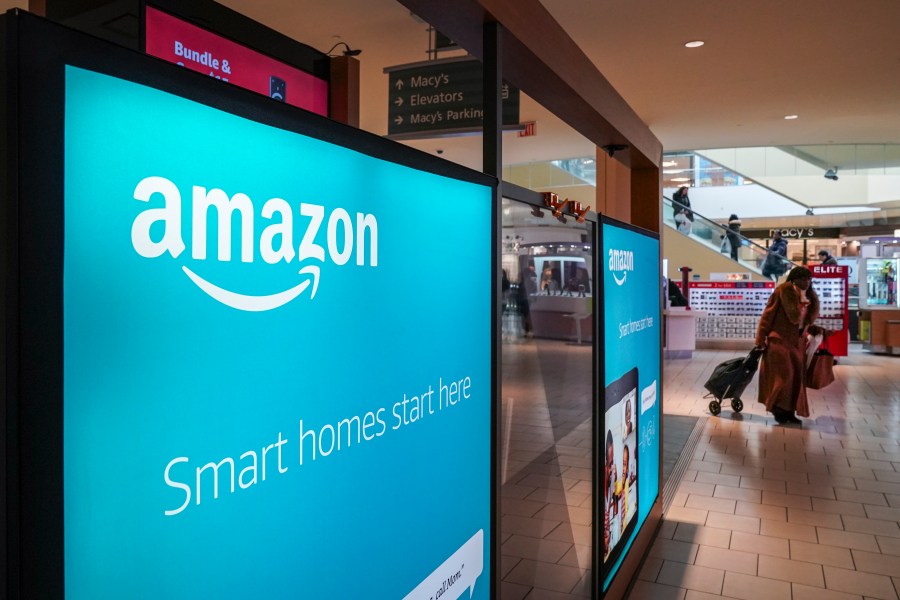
left=500, top=339, right=593, bottom=599
left=633, top=345, right=900, bottom=600
left=499, top=339, right=698, bottom=599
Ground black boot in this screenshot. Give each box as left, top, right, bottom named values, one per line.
left=785, top=412, right=802, bottom=424
left=772, top=407, right=788, bottom=423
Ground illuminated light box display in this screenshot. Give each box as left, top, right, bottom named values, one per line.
left=62, top=67, right=490, bottom=599
left=599, top=219, right=661, bottom=592
left=4, top=12, right=493, bottom=596
left=144, top=5, right=328, bottom=115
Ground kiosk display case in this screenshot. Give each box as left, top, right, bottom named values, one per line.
left=516, top=242, right=594, bottom=342
left=859, top=259, right=900, bottom=353
left=862, top=258, right=900, bottom=308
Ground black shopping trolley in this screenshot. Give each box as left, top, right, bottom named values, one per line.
left=703, top=347, right=764, bottom=416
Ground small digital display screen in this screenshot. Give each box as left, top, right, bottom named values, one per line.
left=603, top=368, right=639, bottom=567
left=144, top=5, right=328, bottom=115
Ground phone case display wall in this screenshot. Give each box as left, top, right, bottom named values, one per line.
left=690, top=282, right=775, bottom=340
left=863, top=258, right=900, bottom=308
left=810, top=265, right=849, bottom=356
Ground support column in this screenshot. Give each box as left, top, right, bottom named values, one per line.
left=483, top=24, right=501, bottom=179
left=595, top=149, right=661, bottom=233
left=482, top=20, right=501, bottom=600
left=596, top=150, right=631, bottom=222
left=631, top=164, right=662, bottom=234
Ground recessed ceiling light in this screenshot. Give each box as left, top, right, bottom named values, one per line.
left=671, top=177, right=690, bottom=182
left=662, top=160, right=678, bottom=167
left=784, top=115, right=799, bottom=120
left=684, top=40, right=704, bottom=48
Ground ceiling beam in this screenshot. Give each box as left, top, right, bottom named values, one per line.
left=398, top=0, right=662, bottom=168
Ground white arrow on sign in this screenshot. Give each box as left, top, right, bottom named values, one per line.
left=395, top=79, right=404, bottom=90
left=394, top=115, right=403, bottom=125
left=394, top=97, right=403, bottom=107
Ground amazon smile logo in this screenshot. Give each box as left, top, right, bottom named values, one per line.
left=131, top=176, right=378, bottom=311
left=608, top=248, right=634, bottom=286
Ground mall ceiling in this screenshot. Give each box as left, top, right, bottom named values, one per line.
left=229, top=0, right=900, bottom=159
left=8, top=0, right=900, bottom=168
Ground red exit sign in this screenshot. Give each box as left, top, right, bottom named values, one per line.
left=518, top=122, right=536, bottom=137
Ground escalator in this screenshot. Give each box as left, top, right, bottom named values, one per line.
left=663, top=196, right=796, bottom=278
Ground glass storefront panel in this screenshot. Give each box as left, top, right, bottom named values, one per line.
left=500, top=196, right=594, bottom=596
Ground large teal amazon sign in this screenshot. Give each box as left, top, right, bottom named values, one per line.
left=61, top=66, right=492, bottom=598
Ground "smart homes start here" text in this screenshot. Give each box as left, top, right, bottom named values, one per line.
left=162, top=374, right=473, bottom=516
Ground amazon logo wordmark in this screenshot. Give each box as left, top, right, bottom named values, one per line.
left=131, top=176, right=378, bottom=311
left=608, top=248, right=634, bottom=286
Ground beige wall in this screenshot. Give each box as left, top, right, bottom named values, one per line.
left=663, top=228, right=769, bottom=282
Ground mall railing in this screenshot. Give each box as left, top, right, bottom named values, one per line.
left=663, top=196, right=797, bottom=278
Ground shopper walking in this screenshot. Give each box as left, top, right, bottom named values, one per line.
left=672, top=186, right=693, bottom=235
left=755, top=266, right=823, bottom=424
left=667, top=278, right=689, bottom=307
left=519, top=264, right=536, bottom=337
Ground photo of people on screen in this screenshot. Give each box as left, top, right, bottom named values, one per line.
left=603, top=375, right=638, bottom=566
left=604, top=429, right=619, bottom=559
left=625, top=397, right=634, bottom=435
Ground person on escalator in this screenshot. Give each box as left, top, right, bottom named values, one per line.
left=724, top=214, right=742, bottom=261
left=762, top=230, right=789, bottom=281
left=672, top=186, right=693, bottom=235
left=817, top=250, right=838, bottom=266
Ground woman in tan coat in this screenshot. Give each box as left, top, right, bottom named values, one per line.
left=755, top=266, right=822, bottom=424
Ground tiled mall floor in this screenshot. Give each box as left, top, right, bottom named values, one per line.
left=500, top=341, right=900, bottom=600
left=637, top=346, right=900, bottom=600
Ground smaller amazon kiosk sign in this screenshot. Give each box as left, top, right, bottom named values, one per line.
left=63, top=67, right=490, bottom=599
left=600, top=220, right=661, bottom=591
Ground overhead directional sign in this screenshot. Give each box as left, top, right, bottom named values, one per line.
left=385, top=58, right=520, bottom=136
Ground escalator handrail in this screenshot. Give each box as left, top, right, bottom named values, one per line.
left=665, top=196, right=799, bottom=269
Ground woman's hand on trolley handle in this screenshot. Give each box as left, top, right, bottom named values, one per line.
left=807, top=324, right=827, bottom=337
